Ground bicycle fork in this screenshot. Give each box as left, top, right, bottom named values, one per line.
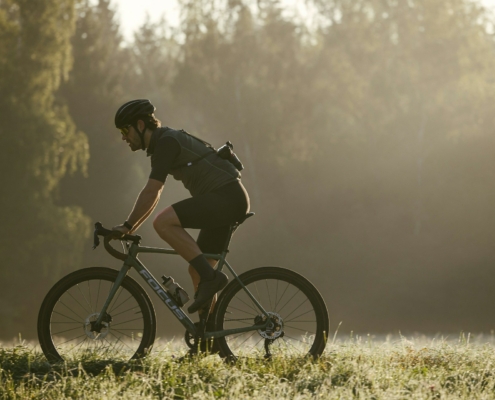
left=92, top=264, right=132, bottom=334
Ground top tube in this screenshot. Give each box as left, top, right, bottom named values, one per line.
left=132, top=244, right=224, bottom=261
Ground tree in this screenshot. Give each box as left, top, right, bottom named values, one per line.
left=59, top=0, right=137, bottom=224
left=0, top=0, right=90, bottom=337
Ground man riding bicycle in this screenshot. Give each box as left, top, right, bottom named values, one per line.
left=111, top=99, right=250, bottom=316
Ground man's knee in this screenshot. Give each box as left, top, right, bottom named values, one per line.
left=153, top=206, right=178, bottom=234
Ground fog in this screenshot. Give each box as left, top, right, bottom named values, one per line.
left=1, top=0, right=495, bottom=340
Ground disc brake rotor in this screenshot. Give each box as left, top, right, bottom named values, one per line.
left=84, top=313, right=111, bottom=340
left=256, top=312, right=284, bottom=339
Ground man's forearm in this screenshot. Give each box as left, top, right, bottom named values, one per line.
left=127, top=184, right=162, bottom=228
left=130, top=195, right=160, bottom=232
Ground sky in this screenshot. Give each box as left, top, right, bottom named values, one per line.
left=114, top=0, right=495, bottom=42
left=113, top=0, right=315, bottom=41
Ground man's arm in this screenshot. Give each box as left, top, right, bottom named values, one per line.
left=113, top=178, right=163, bottom=234
left=129, top=190, right=161, bottom=233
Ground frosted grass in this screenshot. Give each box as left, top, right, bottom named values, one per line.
left=2, top=333, right=495, bottom=399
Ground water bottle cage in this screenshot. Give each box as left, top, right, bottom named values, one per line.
left=162, top=276, right=190, bottom=307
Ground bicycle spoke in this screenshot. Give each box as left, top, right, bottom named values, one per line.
left=265, top=279, right=272, bottom=310
left=53, top=325, right=83, bottom=336
left=111, top=316, right=145, bottom=327
left=110, top=304, right=142, bottom=318
left=226, top=304, right=258, bottom=316
left=109, top=331, right=135, bottom=351
left=283, top=296, right=310, bottom=320
left=52, top=309, right=84, bottom=325
left=41, top=271, right=154, bottom=363
left=108, top=286, right=124, bottom=313
left=55, top=299, right=85, bottom=322
left=57, top=333, right=87, bottom=346
left=230, top=330, right=257, bottom=349
left=95, top=279, right=102, bottom=312
left=274, top=281, right=290, bottom=311
left=285, top=308, right=315, bottom=323
left=229, top=294, right=259, bottom=315
left=284, top=324, right=316, bottom=334
left=50, top=321, right=80, bottom=324
left=277, top=289, right=301, bottom=315
left=71, top=336, right=90, bottom=352
left=109, top=293, right=134, bottom=314
left=224, top=317, right=256, bottom=322
left=218, top=270, right=327, bottom=359
left=87, top=280, right=94, bottom=313
left=110, top=328, right=140, bottom=341
left=76, top=283, right=93, bottom=313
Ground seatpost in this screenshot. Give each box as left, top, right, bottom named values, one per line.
left=221, top=223, right=238, bottom=254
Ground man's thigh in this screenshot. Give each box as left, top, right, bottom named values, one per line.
left=171, top=190, right=242, bottom=229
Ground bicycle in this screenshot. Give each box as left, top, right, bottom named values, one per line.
left=37, top=213, right=329, bottom=362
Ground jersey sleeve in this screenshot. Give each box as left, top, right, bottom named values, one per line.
left=149, top=136, right=181, bottom=183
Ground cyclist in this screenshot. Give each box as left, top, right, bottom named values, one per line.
left=111, top=99, right=250, bottom=316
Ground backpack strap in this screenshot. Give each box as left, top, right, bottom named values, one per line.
left=173, top=129, right=217, bottom=169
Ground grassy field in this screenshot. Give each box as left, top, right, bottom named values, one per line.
left=2, top=334, right=495, bottom=399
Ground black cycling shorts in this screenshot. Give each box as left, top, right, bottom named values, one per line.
left=172, top=181, right=250, bottom=254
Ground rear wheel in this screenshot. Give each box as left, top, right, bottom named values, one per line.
left=38, top=267, right=156, bottom=363
left=212, top=267, right=329, bottom=360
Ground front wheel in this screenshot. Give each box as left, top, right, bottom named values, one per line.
left=38, top=267, right=156, bottom=363
left=212, top=267, right=329, bottom=360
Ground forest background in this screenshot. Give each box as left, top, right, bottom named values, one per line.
left=1, top=0, right=495, bottom=340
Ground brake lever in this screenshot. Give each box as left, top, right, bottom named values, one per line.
left=93, top=222, right=115, bottom=249
left=93, top=223, right=102, bottom=249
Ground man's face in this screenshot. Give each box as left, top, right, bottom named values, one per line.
left=121, top=125, right=141, bottom=152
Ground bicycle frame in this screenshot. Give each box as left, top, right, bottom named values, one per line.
left=95, top=241, right=271, bottom=340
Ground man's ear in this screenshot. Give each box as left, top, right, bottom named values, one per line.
left=137, top=119, right=145, bottom=131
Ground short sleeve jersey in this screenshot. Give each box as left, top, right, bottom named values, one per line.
left=147, top=127, right=240, bottom=196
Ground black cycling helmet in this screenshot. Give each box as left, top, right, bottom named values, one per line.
left=115, top=99, right=156, bottom=150
left=114, top=99, right=156, bottom=128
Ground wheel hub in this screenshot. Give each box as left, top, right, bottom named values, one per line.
left=256, top=312, right=284, bottom=339
left=84, top=312, right=111, bottom=340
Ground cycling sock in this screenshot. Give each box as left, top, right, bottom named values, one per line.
left=189, top=254, right=215, bottom=282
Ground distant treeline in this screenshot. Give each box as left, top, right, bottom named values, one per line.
left=2, top=0, right=495, bottom=338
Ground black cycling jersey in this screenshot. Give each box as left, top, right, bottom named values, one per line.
left=148, top=136, right=180, bottom=183
left=147, top=127, right=240, bottom=196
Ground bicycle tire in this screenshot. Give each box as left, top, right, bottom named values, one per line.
left=38, top=267, right=156, bottom=363
left=212, top=267, right=329, bottom=360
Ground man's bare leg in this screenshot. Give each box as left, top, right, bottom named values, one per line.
left=153, top=206, right=203, bottom=261
left=154, top=206, right=224, bottom=313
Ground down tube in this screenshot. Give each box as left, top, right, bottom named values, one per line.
left=130, top=258, right=197, bottom=334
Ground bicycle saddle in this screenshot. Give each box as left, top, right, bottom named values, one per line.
left=237, top=212, right=255, bottom=225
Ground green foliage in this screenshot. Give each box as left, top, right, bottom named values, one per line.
left=0, top=0, right=90, bottom=337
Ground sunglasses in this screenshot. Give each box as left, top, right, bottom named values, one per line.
left=119, top=124, right=132, bottom=137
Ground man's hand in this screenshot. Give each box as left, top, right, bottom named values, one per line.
left=111, top=224, right=130, bottom=239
